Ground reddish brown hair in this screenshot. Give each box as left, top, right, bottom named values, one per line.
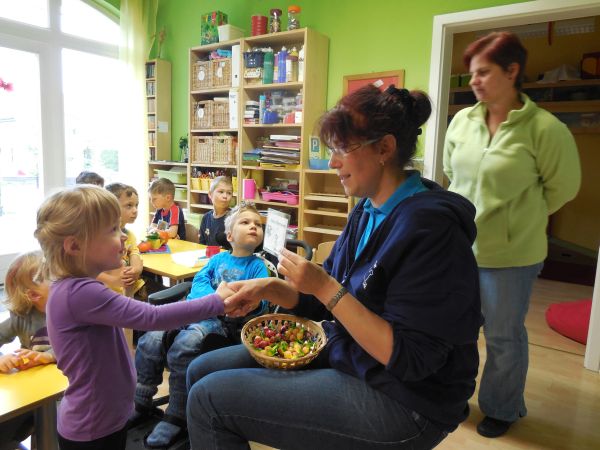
left=463, top=31, right=527, bottom=90
left=319, top=85, right=431, bottom=168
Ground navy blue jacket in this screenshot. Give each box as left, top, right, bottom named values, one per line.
left=294, top=177, right=482, bottom=431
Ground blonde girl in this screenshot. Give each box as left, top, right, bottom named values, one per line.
left=35, top=185, right=233, bottom=450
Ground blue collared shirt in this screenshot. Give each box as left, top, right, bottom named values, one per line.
left=356, top=172, right=428, bottom=257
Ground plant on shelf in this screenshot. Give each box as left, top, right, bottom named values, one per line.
left=179, top=135, right=189, bottom=162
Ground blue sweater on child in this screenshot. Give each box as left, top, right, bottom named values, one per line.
left=293, top=176, right=483, bottom=431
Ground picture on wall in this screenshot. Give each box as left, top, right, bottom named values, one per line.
left=343, top=70, right=405, bottom=95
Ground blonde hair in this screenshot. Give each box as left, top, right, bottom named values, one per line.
left=209, top=176, right=233, bottom=194
left=3, top=251, right=44, bottom=316
left=34, top=185, right=121, bottom=280
left=224, top=201, right=261, bottom=234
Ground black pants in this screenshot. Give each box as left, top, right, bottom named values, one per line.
left=58, top=426, right=127, bottom=450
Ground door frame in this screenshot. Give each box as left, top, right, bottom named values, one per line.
left=423, top=0, right=600, bottom=372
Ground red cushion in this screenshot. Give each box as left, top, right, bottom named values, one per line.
left=545, top=299, right=592, bottom=345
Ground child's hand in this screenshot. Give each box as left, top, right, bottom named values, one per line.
left=0, top=353, right=21, bottom=373
left=216, top=281, right=235, bottom=307
left=15, top=349, right=56, bottom=369
left=223, top=279, right=265, bottom=317
left=121, top=266, right=142, bottom=286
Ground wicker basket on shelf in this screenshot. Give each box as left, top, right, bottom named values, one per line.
left=192, top=60, right=212, bottom=90
left=211, top=58, right=231, bottom=87
left=241, top=314, right=327, bottom=370
left=192, top=100, right=213, bottom=129
left=212, top=101, right=230, bottom=128
left=212, top=136, right=236, bottom=165
left=191, top=136, right=212, bottom=164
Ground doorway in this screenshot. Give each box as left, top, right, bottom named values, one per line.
left=423, top=0, right=600, bottom=372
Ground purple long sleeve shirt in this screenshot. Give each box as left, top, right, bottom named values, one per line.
left=47, top=277, right=224, bottom=441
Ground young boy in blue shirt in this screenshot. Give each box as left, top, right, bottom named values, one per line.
left=132, top=202, right=268, bottom=448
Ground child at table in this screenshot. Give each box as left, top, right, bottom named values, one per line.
left=0, top=251, right=54, bottom=373
left=199, top=175, right=233, bottom=248
left=132, top=202, right=268, bottom=448
left=35, top=185, right=236, bottom=450
left=0, top=251, right=54, bottom=449
left=97, top=183, right=144, bottom=297
left=149, top=178, right=186, bottom=240
left=75, top=170, right=104, bottom=187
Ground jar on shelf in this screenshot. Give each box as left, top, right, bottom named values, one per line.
left=269, top=9, right=282, bottom=33
left=287, top=5, right=301, bottom=30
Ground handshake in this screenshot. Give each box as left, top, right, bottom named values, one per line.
left=215, top=279, right=271, bottom=318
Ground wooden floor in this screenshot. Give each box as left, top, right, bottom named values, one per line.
left=161, top=278, right=600, bottom=450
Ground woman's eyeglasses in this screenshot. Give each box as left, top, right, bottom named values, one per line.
left=330, top=137, right=381, bottom=156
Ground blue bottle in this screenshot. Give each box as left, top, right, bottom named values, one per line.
left=278, top=46, right=288, bottom=83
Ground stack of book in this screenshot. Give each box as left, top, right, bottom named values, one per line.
left=259, top=135, right=301, bottom=166
left=244, top=100, right=260, bottom=124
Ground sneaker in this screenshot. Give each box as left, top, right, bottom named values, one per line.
left=476, top=416, right=514, bottom=438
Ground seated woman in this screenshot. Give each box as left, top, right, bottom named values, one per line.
left=186, top=85, right=483, bottom=450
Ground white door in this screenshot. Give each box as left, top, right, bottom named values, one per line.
left=0, top=45, right=45, bottom=283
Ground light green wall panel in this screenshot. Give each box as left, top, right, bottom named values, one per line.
left=155, top=0, right=526, bottom=159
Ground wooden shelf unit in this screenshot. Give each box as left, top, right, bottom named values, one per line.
left=145, top=59, right=171, bottom=161
left=148, top=29, right=349, bottom=260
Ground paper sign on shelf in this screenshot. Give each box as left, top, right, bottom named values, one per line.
left=158, top=121, right=169, bottom=133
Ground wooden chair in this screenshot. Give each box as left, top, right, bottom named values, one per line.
left=185, top=223, right=199, bottom=244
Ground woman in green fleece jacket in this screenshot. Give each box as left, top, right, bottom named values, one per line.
left=443, top=31, right=581, bottom=439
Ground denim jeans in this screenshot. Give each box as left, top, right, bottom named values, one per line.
left=134, top=318, right=226, bottom=420
left=186, top=345, right=448, bottom=450
left=478, top=263, right=543, bottom=422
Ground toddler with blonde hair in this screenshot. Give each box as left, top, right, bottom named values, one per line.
left=35, top=185, right=236, bottom=450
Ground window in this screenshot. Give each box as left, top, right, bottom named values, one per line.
left=0, top=0, right=134, bottom=283
left=0, top=0, right=48, bottom=28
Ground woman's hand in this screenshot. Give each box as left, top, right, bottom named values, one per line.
left=277, top=248, right=334, bottom=298
left=224, top=278, right=272, bottom=317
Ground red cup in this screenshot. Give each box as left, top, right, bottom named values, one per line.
left=206, top=245, right=220, bottom=258
left=251, top=15, right=268, bottom=36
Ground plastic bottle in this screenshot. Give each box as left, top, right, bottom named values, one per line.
left=287, top=5, right=301, bottom=30
left=263, top=48, right=274, bottom=84
left=278, top=46, right=288, bottom=83
left=298, top=45, right=305, bottom=82
left=286, top=47, right=299, bottom=82
left=269, top=8, right=282, bottom=33
left=273, top=52, right=279, bottom=84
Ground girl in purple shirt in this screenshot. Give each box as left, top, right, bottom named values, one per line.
left=34, top=185, right=234, bottom=450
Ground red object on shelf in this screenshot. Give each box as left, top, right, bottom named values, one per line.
left=251, top=15, right=268, bottom=36
left=260, top=190, right=299, bottom=205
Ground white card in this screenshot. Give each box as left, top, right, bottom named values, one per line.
left=263, top=209, right=290, bottom=256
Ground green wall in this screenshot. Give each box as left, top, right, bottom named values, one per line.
left=154, top=0, right=525, bottom=159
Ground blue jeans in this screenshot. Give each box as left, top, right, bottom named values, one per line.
left=134, top=318, right=226, bottom=419
left=186, top=345, right=448, bottom=450
left=478, top=263, right=543, bottom=422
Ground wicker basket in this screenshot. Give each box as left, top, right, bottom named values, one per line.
left=212, top=136, right=236, bottom=165
left=211, top=58, right=231, bottom=87
left=192, top=60, right=212, bottom=90
left=191, top=136, right=212, bottom=164
left=241, top=314, right=327, bottom=370
left=212, top=101, right=230, bottom=128
left=192, top=100, right=213, bottom=129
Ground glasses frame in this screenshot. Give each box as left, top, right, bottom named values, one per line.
left=330, top=137, right=382, bottom=156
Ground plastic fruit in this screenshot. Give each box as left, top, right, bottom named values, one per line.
left=138, top=241, right=152, bottom=253
left=158, top=230, right=170, bottom=244
left=148, top=238, right=162, bottom=249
